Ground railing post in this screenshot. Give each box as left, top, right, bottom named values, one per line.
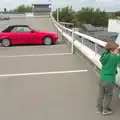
left=81, top=37, right=84, bottom=57
left=55, top=24, right=58, bottom=34
left=81, top=37, right=84, bottom=44
left=61, top=26, right=63, bottom=41
left=95, top=43, right=97, bottom=56
left=71, top=28, right=75, bottom=54
left=57, top=8, right=59, bottom=22
left=93, top=43, right=98, bottom=71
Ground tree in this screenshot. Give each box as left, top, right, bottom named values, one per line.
left=13, top=4, right=33, bottom=12
left=53, top=6, right=76, bottom=23
left=76, top=7, right=108, bottom=26
left=53, top=6, right=109, bottom=27
left=115, top=11, right=120, bottom=17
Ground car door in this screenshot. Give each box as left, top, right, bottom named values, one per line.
left=19, top=27, right=42, bottom=44
left=29, top=31, right=42, bottom=44
left=11, top=26, right=33, bottom=44
left=27, top=26, right=42, bottom=44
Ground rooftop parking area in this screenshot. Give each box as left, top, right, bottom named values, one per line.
left=0, top=17, right=120, bottom=120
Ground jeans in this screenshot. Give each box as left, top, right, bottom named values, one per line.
left=97, top=80, right=114, bottom=111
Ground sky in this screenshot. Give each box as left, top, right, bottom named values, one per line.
left=0, top=0, right=120, bottom=12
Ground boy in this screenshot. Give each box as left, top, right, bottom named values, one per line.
left=96, top=41, right=120, bottom=115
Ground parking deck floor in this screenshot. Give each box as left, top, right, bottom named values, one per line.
left=0, top=17, right=120, bottom=120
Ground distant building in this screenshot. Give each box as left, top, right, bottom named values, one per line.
left=32, top=4, right=51, bottom=16
left=106, top=12, right=116, bottom=17
left=81, top=23, right=118, bottom=42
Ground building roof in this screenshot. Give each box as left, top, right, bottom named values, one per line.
left=32, top=4, right=51, bottom=6
left=82, top=24, right=97, bottom=32
left=81, top=24, right=118, bottom=42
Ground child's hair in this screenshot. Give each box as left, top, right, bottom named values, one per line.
left=104, top=41, right=119, bottom=53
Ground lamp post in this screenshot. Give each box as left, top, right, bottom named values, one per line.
left=57, top=8, right=59, bottom=22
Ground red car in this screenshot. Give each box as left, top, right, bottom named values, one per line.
left=0, top=25, right=58, bottom=47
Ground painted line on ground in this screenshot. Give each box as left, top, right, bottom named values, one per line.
left=46, top=44, right=67, bottom=47
left=0, top=53, right=72, bottom=58
left=21, top=44, right=67, bottom=48
left=0, top=44, right=66, bottom=48
left=0, top=69, right=88, bottom=77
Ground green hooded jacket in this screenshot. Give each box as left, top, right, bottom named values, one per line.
left=100, top=51, right=120, bottom=83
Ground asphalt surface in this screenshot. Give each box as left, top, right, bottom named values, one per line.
left=0, top=17, right=120, bottom=120
left=0, top=17, right=56, bottom=32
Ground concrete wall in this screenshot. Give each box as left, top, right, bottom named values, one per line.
left=33, top=8, right=51, bottom=12
left=0, top=12, right=25, bottom=17
left=33, top=12, right=50, bottom=16
left=33, top=5, right=51, bottom=12
left=108, top=19, right=120, bottom=33
left=0, top=12, right=25, bottom=14
left=0, top=11, right=50, bottom=17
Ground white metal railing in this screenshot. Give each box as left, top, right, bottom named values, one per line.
left=50, top=13, right=120, bottom=85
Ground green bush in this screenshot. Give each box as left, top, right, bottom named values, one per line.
left=53, top=6, right=109, bottom=27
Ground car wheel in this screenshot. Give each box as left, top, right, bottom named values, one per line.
left=2, top=38, right=11, bottom=47
left=43, top=36, right=52, bottom=45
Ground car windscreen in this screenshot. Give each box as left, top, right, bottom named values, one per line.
left=30, top=26, right=40, bottom=31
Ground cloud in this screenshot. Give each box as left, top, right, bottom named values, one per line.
left=75, top=0, right=120, bottom=11
left=0, top=0, right=120, bottom=11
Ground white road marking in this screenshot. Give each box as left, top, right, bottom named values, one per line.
left=12, top=44, right=67, bottom=48
left=0, top=44, right=66, bottom=48
left=0, top=53, right=72, bottom=58
left=29, top=44, right=68, bottom=48
left=0, top=69, right=88, bottom=77
left=41, top=44, right=67, bottom=47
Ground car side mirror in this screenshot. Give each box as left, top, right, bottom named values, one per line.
left=31, top=30, right=35, bottom=33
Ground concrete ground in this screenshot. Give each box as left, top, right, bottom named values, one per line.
left=0, top=17, right=120, bottom=120
left=0, top=17, right=56, bottom=32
